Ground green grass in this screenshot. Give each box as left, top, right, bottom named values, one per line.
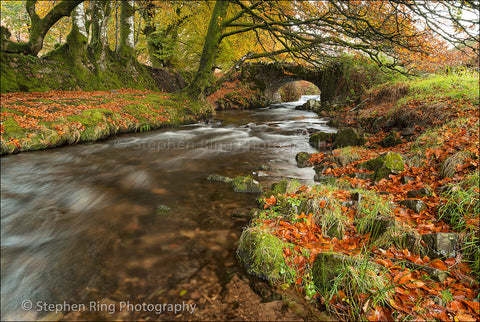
left=439, top=171, right=480, bottom=277
left=314, top=251, right=392, bottom=320
left=354, top=189, right=393, bottom=237
left=396, top=71, right=479, bottom=107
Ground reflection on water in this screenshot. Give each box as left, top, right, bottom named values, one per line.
left=1, top=97, right=335, bottom=320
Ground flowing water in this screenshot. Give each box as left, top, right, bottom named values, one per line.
left=1, top=96, right=335, bottom=320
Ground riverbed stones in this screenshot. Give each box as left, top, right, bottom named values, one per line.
left=207, top=174, right=233, bottom=183
left=155, top=205, right=171, bottom=216
left=297, top=98, right=322, bottom=111
left=232, top=176, right=263, bottom=193
left=334, top=128, right=366, bottom=148
left=358, top=152, right=405, bottom=181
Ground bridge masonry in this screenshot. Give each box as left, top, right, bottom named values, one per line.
left=240, top=62, right=345, bottom=105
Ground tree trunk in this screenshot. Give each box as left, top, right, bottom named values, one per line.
left=115, top=1, right=119, bottom=52
left=27, top=0, right=84, bottom=56
left=142, top=1, right=163, bottom=68
left=90, top=0, right=113, bottom=70
left=1, top=0, right=83, bottom=55
left=187, top=0, right=230, bottom=98
left=118, top=0, right=135, bottom=58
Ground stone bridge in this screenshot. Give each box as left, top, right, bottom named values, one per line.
left=240, top=62, right=345, bottom=105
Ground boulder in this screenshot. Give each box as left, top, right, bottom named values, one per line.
left=326, top=119, right=340, bottom=127
left=237, top=227, right=294, bottom=282
left=407, top=187, right=431, bottom=198
left=358, top=152, right=405, bottom=181
left=334, top=128, right=366, bottom=148
left=440, top=151, right=473, bottom=178
left=232, top=176, right=263, bottom=193
left=378, top=131, right=402, bottom=148
left=421, top=232, right=459, bottom=259
left=312, top=252, right=384, bottom=291
left=297, top=98, right=322, bottom=111
left=295, top=152, right=313, bottom=168
left=401, top=127, right=415, bottom=137
left=400, top=199, right=426, bottom=213
left=309, top=132, right=335, bottom=149
left=331, top=147, right=365, bottom=166
left=356, top=215, right=394, bottom=240
left=263, top=180, right=302, bottom=199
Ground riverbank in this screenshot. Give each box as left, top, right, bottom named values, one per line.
left=0, top=89, right=213, bottom=155
left=237, top=71, right=479, bottom=320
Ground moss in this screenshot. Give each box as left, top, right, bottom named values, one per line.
left=312, top=252, right=349, bottom=290
left=331, top=146, right=367, bottom=166
left=237, top=227, right=296, bottom=282
left=207, top=174, right=233, bottom=183
left=0, top=61, right=20, bottom=92
left=0, top=52, right=160, bottom=94
left=268, top=180, right=289, bottom=196
left=2, top=117, right=26, bottom=138
left=334, top=128, right=365, bottom=148
left=309, top=132, right=335, bottom=147
left=359, top=152, right=405, bottom=181
left=232, top=175, right=263, bottom=193
left=383, top=152, right=404, bottom=171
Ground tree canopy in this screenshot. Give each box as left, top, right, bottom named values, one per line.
left=1, top=0, right=478, bottom=96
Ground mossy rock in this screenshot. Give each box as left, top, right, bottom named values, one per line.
left=269, top=180, right=289, bottom=196
left=237, top=227, right=294, bottom=282
left=331, top=146, right=366, bottom=166
left=259, top=180, right=289, bottom=207
left=358, top=152, right=405, bottom=181
left=312, top=252, right=381, bottom=290
left=295, top=152, right=312, bottom=167
left=207, top=174, right=233, bottom=183
left=232, top=176, right=263, bottom=193
left=378, top=131, right=402, bottom=148
left=356, top=215, right=394, bottom=240
left=262, top=180, right=301, bottom=199
left=155, top=205, right=171, bottom=216
left=334, top=128, right=366, bottom=148
left=309, top=132, right=335, bottom=148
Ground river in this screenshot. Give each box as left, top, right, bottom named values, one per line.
left=1, top=96, right=335, bottom=321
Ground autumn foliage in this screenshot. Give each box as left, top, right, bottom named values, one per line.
left=251, top=72, right=479, bottom=321
left=0, top=89, right=210, bottom=154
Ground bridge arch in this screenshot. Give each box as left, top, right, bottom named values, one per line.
left=265, top=79, right=321, bottom=102
left=241, top=62, right=343, bottom=105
